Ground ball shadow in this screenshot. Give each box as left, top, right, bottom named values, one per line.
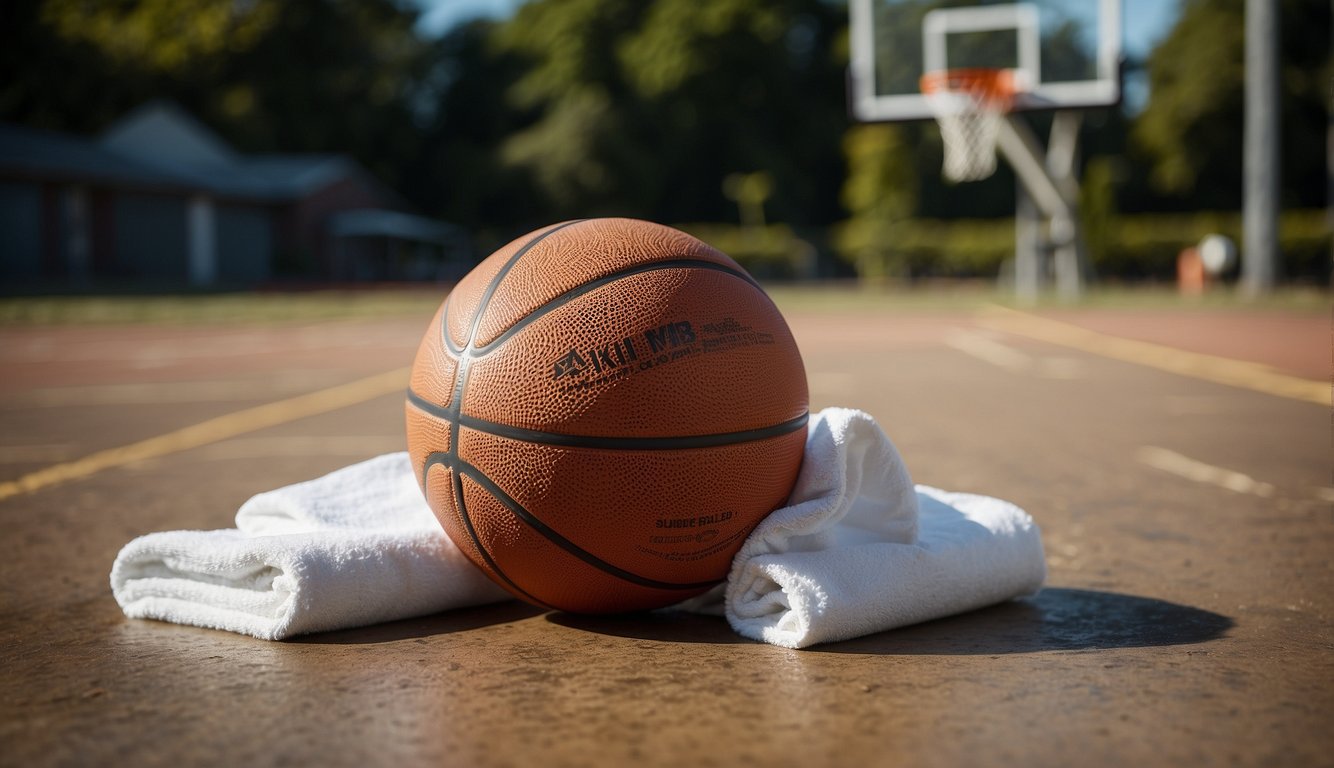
left=546, top=609, right=752, bottom=645
left=291, top=601, right=546, bottom=645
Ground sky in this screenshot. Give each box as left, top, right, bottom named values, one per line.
left=411, top=0, right=531, bottom=38
left=1123, top=0, right=1180, bottom=59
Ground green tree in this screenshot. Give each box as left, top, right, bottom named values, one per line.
left=2, top=0, right=432, bottom=203
left=841, top=124, right=918, bottom=222
left=1132, top=0, right=1330, bottom=210
left=405, top=20, right=540, bottom=234
left=619, top=0, right=848, bottom=225
left=491, top=0, right=655, bottom=219
left=477, top=0, right=848, bottom=226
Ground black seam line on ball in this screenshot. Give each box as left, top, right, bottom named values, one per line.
left=439, top=219, right=585, bottom=361
left=460, top=219, right=587, bottom=354
left=461, top=411, right=810, bottom=451
left=471, top=258, right=761, bottom=357
left=454, top=460, right=721, bottom=592
left=432, top=221, right=584, bottom=613
left=421, top=452, right=556, bottom=610
left=439, top=294, right=462, bottom=355
left=445, top=221, right=585, bottom=476
left=407, top=390, right=809, bottom=451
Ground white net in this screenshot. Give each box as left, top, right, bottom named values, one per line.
left=921, top=70, right=1015, bottom=183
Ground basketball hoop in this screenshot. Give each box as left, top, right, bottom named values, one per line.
left=920, top=68, right=1022, bottom=182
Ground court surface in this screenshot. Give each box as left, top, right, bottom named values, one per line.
left=1, top=294, right=1328, bottom=767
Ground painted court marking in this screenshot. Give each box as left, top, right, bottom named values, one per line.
left=0, top=367, right=410, bottom=502
left=978, top=305, right=1327, bottom=405
left=946, top=331, right=1031, bottom=373
left=1136, top=446, right=1276, bottom=498
left=945, top=330, right=1086, bottom=379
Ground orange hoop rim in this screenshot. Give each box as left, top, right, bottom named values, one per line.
left=919, top=67, right=1021, bottom=108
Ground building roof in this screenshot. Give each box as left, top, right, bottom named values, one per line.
left=0, top=122, right=184, bottom=189
left=328, top=208, right=466, bottom=245
left=0, top=101, right=385, bottom=203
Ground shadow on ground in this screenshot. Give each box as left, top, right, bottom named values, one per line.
left=813, top=588, right=1234, bottom=654
left=290, top=601, right=546, bottom=644
left=285, top=587, right=1232, bottom=651
left=548, top=609, right=751, bottom=645
left=549, top=588, right=1233, bottom=653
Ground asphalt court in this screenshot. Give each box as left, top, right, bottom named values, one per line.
left=0, top=300, right=1329, bottom=766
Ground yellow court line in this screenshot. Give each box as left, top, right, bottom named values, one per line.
left=977, top=305, right=1328, bottom=406
left=0, top=367, right=411, bottom=503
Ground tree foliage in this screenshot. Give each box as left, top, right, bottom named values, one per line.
left=473, top=0, right=849, bottom=227
left=1132, top=0, right=1330, bottom=210
left=1, top=0, right=1327, bottom=256
left=3, top=0, right=432, bottom=198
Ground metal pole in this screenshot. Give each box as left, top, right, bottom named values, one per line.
left=997, top=116, right=1070, bottom=222
left=1047, top=111, right=1086, bottom=301
left=1015, top=181, right=1041, bottom=303
left=1242, top=0, right=1280, bottom=296
left=998, top=114, right=1084, bottom=301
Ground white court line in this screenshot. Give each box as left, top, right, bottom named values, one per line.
left=1313, top=487, right=1334, bottom=504
left=944, top=331, right=1086, bottom=379
left=945, top=331, right=1032, bottom=373
left=1136, top=446, right=1276, bottom=498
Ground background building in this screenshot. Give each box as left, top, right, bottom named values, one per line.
left=0, top=102, right=467, bottom=288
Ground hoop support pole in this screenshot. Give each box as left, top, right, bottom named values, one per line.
left=996, top=115, right=1072, bottom=222
left=997, top=113, right=1087, bottom=300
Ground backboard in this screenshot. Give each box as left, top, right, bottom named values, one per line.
left=849, top=0, right=1122, bottom=122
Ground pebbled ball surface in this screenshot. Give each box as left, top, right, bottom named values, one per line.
left=405, top=218, right=808, bottom=613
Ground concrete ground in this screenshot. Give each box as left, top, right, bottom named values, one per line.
left=0, top=295, right=1329, bottom=767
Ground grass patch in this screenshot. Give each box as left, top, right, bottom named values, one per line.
left=766, top=281, right=1330, bottom=314
left=1, top=283, right=1325, bottom=327
left=0, top=290, right=447, bottom=326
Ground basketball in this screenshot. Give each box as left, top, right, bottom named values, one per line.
left=404, top=218, right=808, bottom=613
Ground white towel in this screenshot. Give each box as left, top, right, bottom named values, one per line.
left=110, top=409, right=1046, bottom=646
left=677, top=408, right=1047, bottom=648
left=110, top=454, right=510, bottom=640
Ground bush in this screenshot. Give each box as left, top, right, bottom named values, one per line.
left=1089, top=210, right=1329, bottom=281
left=675, top=223, right=818, bottom=280
left=833, top=210, right=1330, bottom=282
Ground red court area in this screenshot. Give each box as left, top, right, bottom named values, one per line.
left=1037, top=308, right=1327, bottom=380
left=0, top=297, right=1329, bottom=767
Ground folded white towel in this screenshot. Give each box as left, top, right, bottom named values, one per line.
left=110, top=409, right=1046, bottom=646
left=686, top=407, right=1046, bottom=648
left=110, top=454, right=510, bottom=640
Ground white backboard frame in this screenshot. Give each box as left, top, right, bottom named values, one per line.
left=923, top=4, right=1041, bottom=90
left=850, top=0, right=1122, bottom=122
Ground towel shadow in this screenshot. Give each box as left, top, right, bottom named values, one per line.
left=291, top=601, right=546, bottom=645
left=291, top=589, right=1231, bottom=650
left=546, top=589, right=1231, bottom=653
left=812, top=588, right=1234, bottom=655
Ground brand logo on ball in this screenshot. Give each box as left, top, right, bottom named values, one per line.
left=548, top=316, right=777, bottom=395
left=550, top=320, right=696, bottom=381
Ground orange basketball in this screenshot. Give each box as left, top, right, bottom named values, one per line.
left=404, top=218, right=808, bottom=613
